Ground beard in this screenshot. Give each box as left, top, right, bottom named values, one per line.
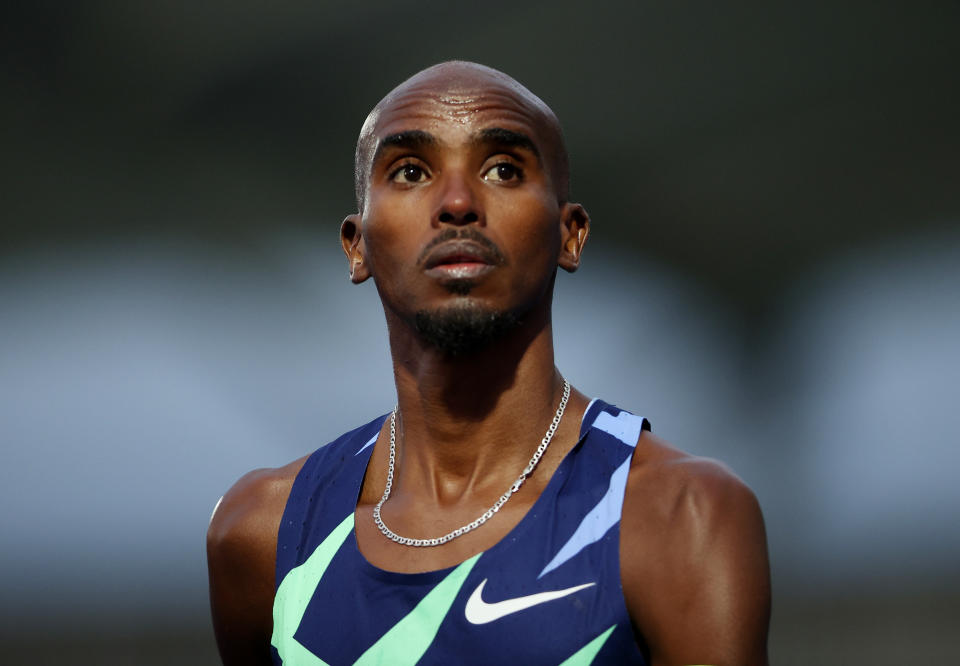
left=413, top=301, right=521, bottom=357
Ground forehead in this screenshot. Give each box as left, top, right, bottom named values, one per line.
left=366, top=77, right=553, bottom=151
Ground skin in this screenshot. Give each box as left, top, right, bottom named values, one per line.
left=207, top=61, right=770, bottom=665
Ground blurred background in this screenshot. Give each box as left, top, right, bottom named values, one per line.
left=2, top=2, right=958, bottom=664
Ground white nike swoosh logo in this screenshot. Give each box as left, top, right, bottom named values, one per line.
left=464, top=578, right=596, bottom=624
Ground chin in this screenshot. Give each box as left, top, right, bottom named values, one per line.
left=412, top=302, right=521, bottom=357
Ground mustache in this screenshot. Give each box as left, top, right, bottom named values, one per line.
left=416, top=228, right=506, bottom=266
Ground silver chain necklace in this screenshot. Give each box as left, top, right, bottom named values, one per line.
left=373, top=379, right=571, bottom=547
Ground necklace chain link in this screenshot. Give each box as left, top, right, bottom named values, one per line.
left=373, top=379, right=571, bottom=547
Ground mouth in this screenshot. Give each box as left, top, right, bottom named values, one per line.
left=422, top=240, right=500, bottom=280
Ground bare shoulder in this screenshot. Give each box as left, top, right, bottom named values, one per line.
left=621, top=432, right=770, bottom=666
left=624, top=432, right=763, bottom=529
left=207, top=456, right=308, bottom=554
left=206, top=456, right=308, bottom=666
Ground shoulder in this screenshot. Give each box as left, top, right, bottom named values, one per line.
left=207, top=456, right=308, bottom=566
left=623, top=432, right=763, bottom=534
left=206, top=456, right=308, bottom=665
left=620, top=432, right=770, bottom=665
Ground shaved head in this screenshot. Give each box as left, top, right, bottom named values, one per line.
left=353, top=61, right=569, bottom=210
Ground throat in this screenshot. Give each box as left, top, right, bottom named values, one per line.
left=371, top=380, right=570, bottom=548
left=353, top=384, right=589, bottom=575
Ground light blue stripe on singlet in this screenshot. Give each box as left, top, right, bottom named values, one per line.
left=538, top=409, right=646, bottom=579
left=592, top=411, right=645, bottom=448
left=538, top=456, right=631, bottom=578
left=355, top=432, right=378, bottom=456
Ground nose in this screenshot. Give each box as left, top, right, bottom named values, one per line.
left=433, top=169, right=483, bottom=227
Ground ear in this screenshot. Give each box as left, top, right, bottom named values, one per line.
left=557, top=203, right=590, bottom=273
left=340, top=214, right=371, bottom=283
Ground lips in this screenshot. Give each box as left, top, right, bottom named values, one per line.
left=422, top=240, right=501, bottom=270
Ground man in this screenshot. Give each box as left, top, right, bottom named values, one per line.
left=207, top=61, right=770, bottom=665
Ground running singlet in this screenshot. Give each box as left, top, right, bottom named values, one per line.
left=271, top=399, right=651, bottom=665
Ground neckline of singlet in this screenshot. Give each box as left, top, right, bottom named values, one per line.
left=348, top=398, right=604, bottom=584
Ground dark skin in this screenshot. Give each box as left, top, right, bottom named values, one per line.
left=207, top=62, right=770, bottom=666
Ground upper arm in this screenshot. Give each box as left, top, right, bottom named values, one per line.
left=621, top=439, right=771, bottom=666
left=207, top=465, right=298, bottom=666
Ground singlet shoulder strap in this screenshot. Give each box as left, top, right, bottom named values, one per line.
left=580, top=398, right=651, bottom=444
left=275, top=413, right=388, bottom=583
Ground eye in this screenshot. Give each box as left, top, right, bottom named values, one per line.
left=391, top=164, right=428, bottom=183
left=483, top=162, right=521, bottom=183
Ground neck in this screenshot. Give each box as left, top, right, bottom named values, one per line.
left=384, top=302, right=565, bottom=498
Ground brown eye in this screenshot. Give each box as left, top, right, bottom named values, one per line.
left=483, top=163, right=520, bottom=182
left=392, top=164, right=427, bottom=183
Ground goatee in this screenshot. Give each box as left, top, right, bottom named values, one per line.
left=413, top=303, right=521, bottom=356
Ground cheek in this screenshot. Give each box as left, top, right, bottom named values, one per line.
left=365, top=186, right=428, bottom=236
left=362, top=217, right=431, bottom=293
left=507, top=196, right=562, bottom=260
left=360, top=223, right=400, bottom=282
left=501, top=199, right=563, bottom=291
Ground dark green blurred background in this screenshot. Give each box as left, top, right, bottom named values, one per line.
left=2, top=2, right=958, bottom=664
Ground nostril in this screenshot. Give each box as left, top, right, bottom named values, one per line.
left=437, top=210, right=479, bottom=225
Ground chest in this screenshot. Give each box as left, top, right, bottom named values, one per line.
left=272, top=405, right=650, bottom=664
left=274, top=513, right=643, bottom=665
left=352, top=490, right=541, bottom=574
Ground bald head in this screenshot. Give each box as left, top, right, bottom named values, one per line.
left=353, top=61, right=569, bottom=210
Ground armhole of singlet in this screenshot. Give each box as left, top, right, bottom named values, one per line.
left=274, top=445, right=327, bottom=587
left=607, top=406, right=652, bottom=663
left=275, top=414, right=389, bottom=588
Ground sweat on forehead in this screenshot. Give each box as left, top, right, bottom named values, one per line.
left=353, top=61, right=569, bottom=210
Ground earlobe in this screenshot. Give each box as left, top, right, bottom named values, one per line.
left=340, top=214, right=371, bottom=283
left=558, top=203, right=590, bottom=273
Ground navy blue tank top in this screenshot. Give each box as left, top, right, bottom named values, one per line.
left=271, top=399, right=651, bottom=665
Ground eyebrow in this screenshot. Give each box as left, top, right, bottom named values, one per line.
left=372, top=130, right=438, bottom=167
left=473, top=128, right=541, bottom=162
left=370, top=127, right=542, bottom=171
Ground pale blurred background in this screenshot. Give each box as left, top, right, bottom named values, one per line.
left=2, top=3, right=958, bottom=664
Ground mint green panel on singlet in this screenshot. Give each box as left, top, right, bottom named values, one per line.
left=271, top=399, right=651, bottom=665
left=272, top=514, right=353, bottom=666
